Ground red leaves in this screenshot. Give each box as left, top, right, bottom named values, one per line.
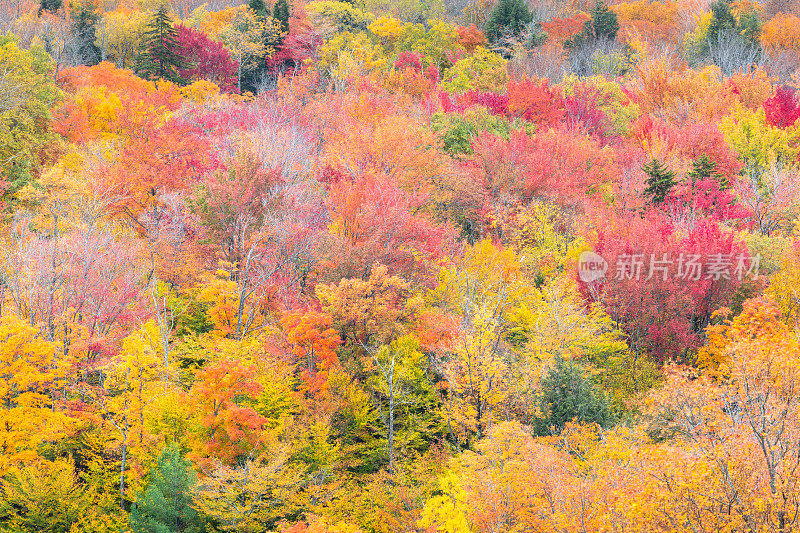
left=764, top=86, right=800, bottom=128
left=507, top=78, right=564, bottom=125
left=325, top=173, right=452, bottom=283
left=175, top=25, right=238, bottom=92
left=586, top=211, right=750, bottom=361
left=468, top=128, right=616, bottom=207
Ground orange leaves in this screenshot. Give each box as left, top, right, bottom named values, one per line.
left=281, top=310, right=341, bottom=393
left=317, top=264, right=419, bottom=347
left=54, top=62, right=182, bottom=142
left=761, top=13, right=800, bottom=54
left=191, top=359, right=267, bottom=465
left=506, top=77, right=564, bottom=125
left=542, top=13, right=590, bottom=46
left=455, top=24, right=487, bottom=52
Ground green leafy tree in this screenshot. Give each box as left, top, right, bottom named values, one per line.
left=533, top=357, right=615, bottom=436
left=643, top=158, right=677, bottom=205
left=0, top=36, right=60, bottom=200
left=136, top=5, right=189, bottom=84
left=483, top=0, right=532, bottom=44
left=129, top=445, right=204, bottom=533
left=367, top=336, right=444, bottom=470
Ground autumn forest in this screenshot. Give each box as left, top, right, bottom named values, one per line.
left=0, top=0, right=799, bottom=529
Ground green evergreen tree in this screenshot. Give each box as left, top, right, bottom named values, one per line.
left=737, top=9, right=762, bottom=46
left=71, top=3, right=101, bottom=66
left=643, top=158, right=677, bottom=204
left=38, top=0, right=62, bottom=15
left=129, top=445, right=203, bottom=533
left=136, top=5, right=189, bottom=84
left=707, top=0, right=737, bottom=43
left=687, top=155, right=728, bottom=188
left=272, top=0, right=290, bottom=33
left=483, top=0, right=532, bottom=44
left=586, top=0, right=619, bottom=40
left=533, top=357, right=615, bottom=436
left=248, top=0, right=270, bottom=21
left=566, top=1, right=619, bottom=49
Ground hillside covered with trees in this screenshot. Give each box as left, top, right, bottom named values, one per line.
left=0, top=0, right=800, bottom=529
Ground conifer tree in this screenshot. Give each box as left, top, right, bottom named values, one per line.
left=129, top=445, right=204, bottom=533
left=567, top=0, right=619, bottom=48
left=272, top=0, right=290, bottom=33
left=643, top=158, right=677, bottom=204
left=71, top=3, right=101, bottom=66
left=248, top=0, right=269, bottom=21
left=533, top=357, right=615, bottom=436
left=687, top=155, right=728, bottom=188
left=136, top=5, right=189, bottom=84
left=708, top=0, right=737, bottom=43
left=483, top=0, right=532, bottom=44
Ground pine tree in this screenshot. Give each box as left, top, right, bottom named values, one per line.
left=533, top=357, right=615, bottom=436
left=643, top=158, right=677, bottom=204
left=687, top=155, right=728, bottom=189
left=129, top=445, right=204, bottom=533
left=566, top=1, right=619, bottom=49
left=71, top=3, right=101, bottom=66
left=483, top=0, right=532, bottom=44
left=136, top=5, right=189, bottom=84
left=38, top=0, right=62, bottom=15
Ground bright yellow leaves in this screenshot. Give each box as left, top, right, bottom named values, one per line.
left=440, top=46, right=507, bottom=93
left=0, top=315, right=65, bottom=475
left=720, top=105, right=800, bottom=172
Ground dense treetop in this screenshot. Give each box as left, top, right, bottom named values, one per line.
left=0, top=0, right=799, bottom=530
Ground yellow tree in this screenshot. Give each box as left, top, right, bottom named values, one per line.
left=429, top=239, right=527, bottom=444
left=92, top=322, right=163, bottom=508
left=0, top=314, right=67, bottom=475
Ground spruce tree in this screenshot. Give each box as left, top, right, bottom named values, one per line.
left=272, top=0, right=290, bottom=33
left=71, top=3, right=101, bottom=66
left=483, top=0, right=532, bottom=44
left=136, top=5, right=189, bottom=84
left=566, top=1, right=619, bottom=49
left=643, top=158, right=677, bottom=204
left=687, top=155, right=728, bottom=188
left=248, top=0, right=269, bottom=22
left=129, top=445, right=204, bottom=533
left=533, top=357, right=615, bottom=436
left=38, top=0, right=62, bottom=15
left=587, top=0, right=619, bottom=40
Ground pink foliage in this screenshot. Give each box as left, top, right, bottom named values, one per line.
left=764, top=86, right=800, bottom=128
left=586, top=212, right=750, bottom=361
left=395, top=51, right=423, bottom=71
